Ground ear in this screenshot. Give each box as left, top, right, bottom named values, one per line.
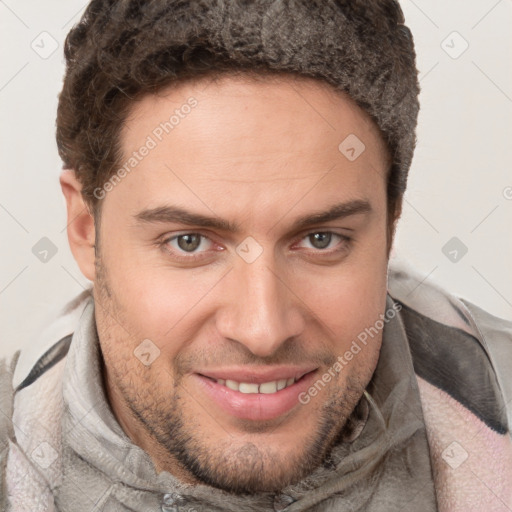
left=60, top=170, right=96, bottom=281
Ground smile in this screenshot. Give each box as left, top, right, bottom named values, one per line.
left=194, top=368, right=318, bottom=421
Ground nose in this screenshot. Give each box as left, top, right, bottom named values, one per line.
left=215, top=256, right=306, bottom=358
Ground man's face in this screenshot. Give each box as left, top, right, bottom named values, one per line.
left=93, top=74, right=392, bottom=493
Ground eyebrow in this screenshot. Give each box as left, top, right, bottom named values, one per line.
left=133, top=199, right=372, bottom=233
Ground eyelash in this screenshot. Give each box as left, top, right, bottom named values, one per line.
left=159, top=231, right=352, bottom=262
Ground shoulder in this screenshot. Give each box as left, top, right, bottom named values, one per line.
left=0, top=351, right=19, bottom=510
left=12, top=289, right=92, bottom=390
left=0, top=338, right=74, bottom=510
left=387, top=258, right=512, bottom=435
left=0, top=291, right=92, bottom=509
left=0, top=350, right=19, bottom=451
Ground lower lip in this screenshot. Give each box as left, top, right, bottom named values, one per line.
left=194, top=371, right=318, bottom=421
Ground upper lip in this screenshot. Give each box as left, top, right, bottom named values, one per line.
left=196, top=366, right=318, bottom=384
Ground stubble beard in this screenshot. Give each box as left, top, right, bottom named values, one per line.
left=94, top=256, right=371, bottom=494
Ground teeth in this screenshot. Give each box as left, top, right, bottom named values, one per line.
left=239, top=383, right=259, bottom=394
left=225, top=379, right=239, bottom=391
left=277, top=379, right=287, bottom=391
left=259, top=381, right=277, bottom=394
left=216, top=377, right=296, bottom=394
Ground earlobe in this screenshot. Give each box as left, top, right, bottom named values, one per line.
left=60, top=170, right=96, bottom=281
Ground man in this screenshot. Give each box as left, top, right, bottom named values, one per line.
left=1, top=1, right=511, bottom=511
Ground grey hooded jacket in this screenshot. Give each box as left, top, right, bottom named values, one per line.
left=1, top=261, right=512, bottom=511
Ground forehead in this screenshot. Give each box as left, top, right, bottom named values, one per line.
left=122, top=73, right=390, bottom=170
left=107, top=74, right=390, bottom=226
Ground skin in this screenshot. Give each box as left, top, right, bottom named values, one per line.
left=61, top=73, right=399, bottom=493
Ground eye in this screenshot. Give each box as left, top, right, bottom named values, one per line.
left=166, top=233, right=212, bottom=253
left=297, top=232, right=350, bottom=251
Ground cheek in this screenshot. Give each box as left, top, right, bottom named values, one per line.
left=299, top=280, right=387, bottom=365
left=291, top=244, right=388, bottom=335
left=101, top=245, right=225, bottom=345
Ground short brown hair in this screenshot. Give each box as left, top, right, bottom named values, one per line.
left=56, top=0, right=420, bottom=220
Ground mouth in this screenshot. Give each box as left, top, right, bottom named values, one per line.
left=203, top=373, right=304, bottom=394
left=193, top=367, right=319, bottom=422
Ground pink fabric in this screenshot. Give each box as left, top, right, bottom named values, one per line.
left=417, top=376, right=512, bottom=512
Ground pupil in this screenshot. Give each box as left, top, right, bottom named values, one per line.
left=178, top=234, right=200, bottom=251
left=310, top=232, right=331, bottom=249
